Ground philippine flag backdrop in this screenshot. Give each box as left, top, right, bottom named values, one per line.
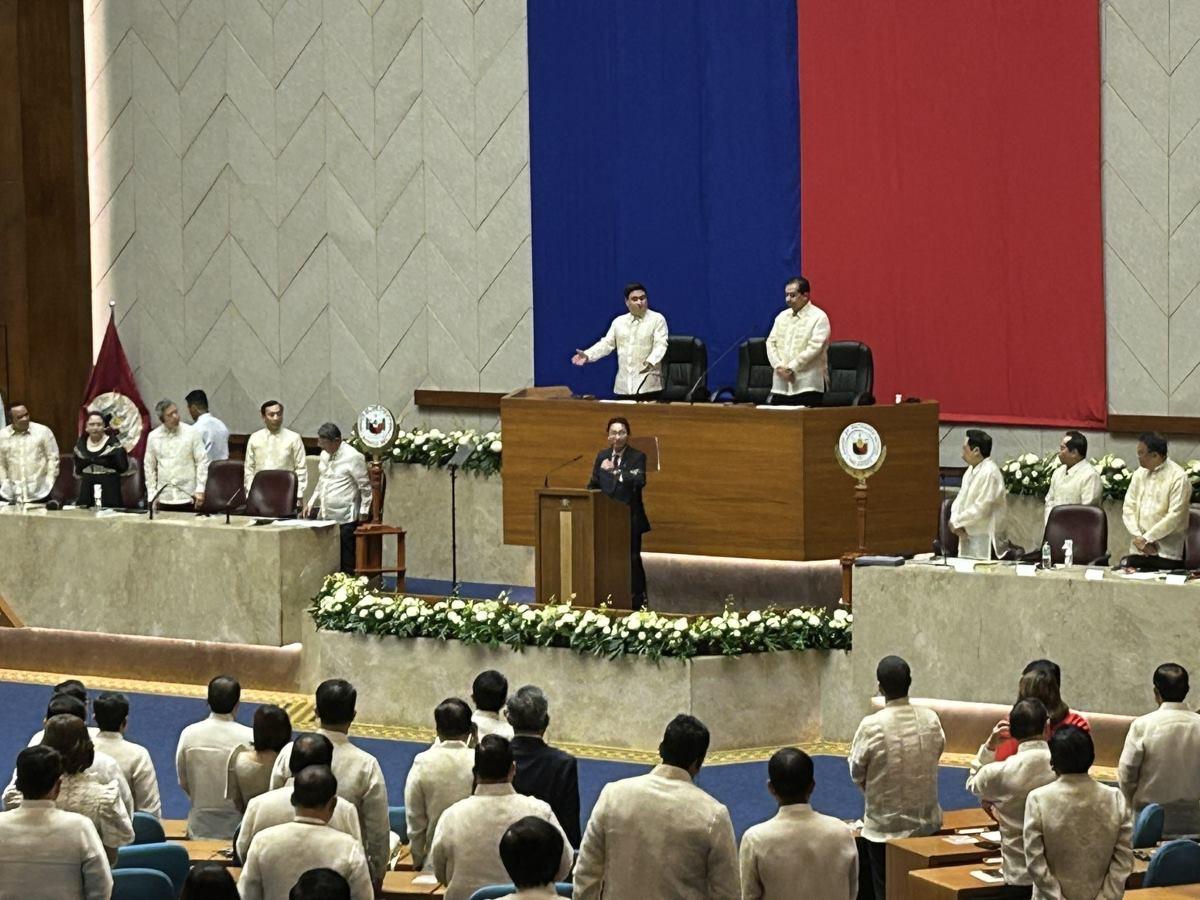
left=528, top=0, right=1104, bottom=428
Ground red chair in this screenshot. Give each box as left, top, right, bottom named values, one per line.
left=199, top=460, right=246, bottom=514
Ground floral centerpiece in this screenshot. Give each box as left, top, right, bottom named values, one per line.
left=350, top=427, right=502, bottom=476
left=309, top=574, right=852, bottom=660
left=1093, top=453, right=1134, bottom=501
left=1000, top=452, right=1056, bottom=496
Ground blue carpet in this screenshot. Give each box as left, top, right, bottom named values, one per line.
left=0, top=681, right=975, bottom=838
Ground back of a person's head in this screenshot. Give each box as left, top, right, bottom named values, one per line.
left=433, top=698, right=473, bottom=739
left=253, top=704, right=293, bottom=753
left=767, top=747, right=814, bottom=804
left=659, top=714, right=710, bottom=771
left=291, top=764, right=337, bottom=809
left=207, top=675, right=241, bottom=715
left=1018, top=668, right=1067, bottom=721
left=93, top=692, right=130, bottom=732
left=499, top=816, right=564, bottom=889
left=289, top=868, right=351, bottom=900
left=472, top=670, right=508, bottom=712
left=179, top=863, right=239, bottom=900
left=1048, top=725, right=1094, bottom=775
left=15, top=745, right=62, bottom=799
left=474, top=734, right=514, bottom=780
left=290, top=732, right=335, bottom=776
left=1154, top=663, right=1190, bottom=702
left=315, top=679, right=356, bottom=725
left=1009, top=698, right=1049, bottom=741
left=46, top=693, right=87, bottom=722
left=53, top=679, right=88, bottom=704
left=505, top=685, right=550, bottom=734
left=1022, top=658, right=1062, bottom=687
left=876, top=655, right=912, bottom=700
left=41, top=714, right=94, bottom=775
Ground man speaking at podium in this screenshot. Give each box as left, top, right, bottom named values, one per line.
left=587, top=417, right=650, bottom=609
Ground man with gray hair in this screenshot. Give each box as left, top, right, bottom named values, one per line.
left=507, top=685, right=581, bottom=846
left=305, top=422, right=372, bottom=572
left=144, top=399, right=209, bottom=511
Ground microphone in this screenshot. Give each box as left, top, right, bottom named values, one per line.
left=543, top=454, right=584, bottom=488
left=148, top=482, right=189, bottom=519
left=632, top=367, right=656, bottom=399
left=687, top=331, right=753, bottom=403
left=224, top=485, right=247, bottom=525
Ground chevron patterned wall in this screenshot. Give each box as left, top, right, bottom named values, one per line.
left=83, top=0, right=532, bottom=436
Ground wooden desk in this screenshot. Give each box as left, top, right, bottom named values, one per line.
left=501, top=390, right=940, bottom=560
left=909, top=858, right=1149, bottom=898
left=1127, top=887, right=1200, bottom=897
left=938, top=809, right=994, bottom=833
left=225, top=867, right=444, bottom=898
left=181, top=838, right=235, bottom=866
left=162, top=818, right=187, bottom=840
left=887, top=835, right=997, bottom=900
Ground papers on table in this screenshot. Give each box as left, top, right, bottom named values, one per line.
left=264, top=518, right=336, bottom=529
left=970, top=869, right=1005, bottom=884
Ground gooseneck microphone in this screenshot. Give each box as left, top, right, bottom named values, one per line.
left=543, top=454, right=585, bottom=488
left=687, top=331, right=754, bottom=403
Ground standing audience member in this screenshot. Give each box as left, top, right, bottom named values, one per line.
left=994, top=662, right=1090, bottom=761
left=175, top=675, right=252, bottom=838
left=494, top=816, right=569, bottom=900
left=740, top=747, right=857, bottom=900
left=0, top=746, right=112, bottom=900
left=966, top=698, right=1056, bottom=887
left=1118, top=662, right=1200, bottom=837
left=431, top=736, right=573, bottom=900
left=471, top=670, right=515, bottom=741
left=239, top=766, right=373, bottom=900
left=227, top=704, right=293, bottom=812
left=185, top=389, right=230, bottom=462
left=1025, top=727, right=1133, bottom=900
left=850, top=655, right=945, bottom=900
left=269, top=680, right=390, bottom=884
left=93, top=690, right=162, bottom=818
left=508, top=685, right=582, bottom=847
left=574, top=715, right=739, bottom=900
left=289, top=869, right=351, bottom=900
left=179, top=863, right=239, bottom=899
left=404, top=699, right=476, bottom=870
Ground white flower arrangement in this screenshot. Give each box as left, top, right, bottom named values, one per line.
left=1000, top=451, right=1056, bottom=496
left=1000, top=452, right=1200, bottom=501
left=350, top=427, right=502, bottom=476
left=309, top=574, right=852, bottom=660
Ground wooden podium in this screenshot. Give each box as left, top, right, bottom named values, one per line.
left=535, top=488, right=631, bottom=608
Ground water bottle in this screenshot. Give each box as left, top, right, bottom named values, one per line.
left=1063, top=539, right=1074, bottom=568
left=1041, top=540, right=1051, bottom=569
left=93, top=485, right=103, bottom=510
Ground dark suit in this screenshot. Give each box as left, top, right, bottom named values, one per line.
left=510, top=735, right=581, bottom=847
left=587, top=445, right=650, bottom=606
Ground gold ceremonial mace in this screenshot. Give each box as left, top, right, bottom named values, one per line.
left=836, top=435, right=887, bottom=608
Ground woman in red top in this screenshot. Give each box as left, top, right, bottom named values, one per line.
left=993, top=665, right=1090, bottom=761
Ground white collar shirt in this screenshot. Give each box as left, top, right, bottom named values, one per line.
left=174, top=712, right=253, bottom=838
left=93, top=731, right=162, bottom=818
left=192, top=412, right=230, bottom=461
left=583, top=310, right=670, bottom=395
left=765, top=303, right=831, bottom=395
left=404, top=739, right=476, bottom=869
left=144, top=423, right=209, bottom=505
left=0, top=800, right=112, bottom=900
left=269, top=729, right=390, bottom=880
left=244, top=427, right=307, bottom=497
left=738, top=803, right=857, bottom=900
left=1118, top=701, right=1200, bottom=836
left=5, top=737, right=133, bottom=820
left=573, top=764, right=739, bottom=900
left=950, top=457, right=1008, bottom=558
left=491, top=889, right=560, bottom=900
left=1024, top=775, right=1133, bottom=900
left=471, top=710, right=514, bottom=741
left=308, top=442, right=372, bottom=524
left=1044, top=460, right=1102, bottom=523
left=1122, top=458, right=1191, bottom=560
left=53, top=773, right=135, bottom=850
left=966, top=740, right=1056, bottom=885
left=239, top=817, right=374, bottom=900
left=0, top=422, right=60, bottom=501
left=849, top=698, right=946, bottom=842
left=431, top=783, right=573, bottom=900
left=237, top=783, right=361, bottom=863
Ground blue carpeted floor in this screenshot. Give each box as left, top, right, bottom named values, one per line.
left=0, top=681, right=976, bottom=838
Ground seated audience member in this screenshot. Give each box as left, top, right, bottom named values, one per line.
left=238, top=733, right=362, bottom=864
left=405, top=699, right=476, bottom=869
left=240, top=766, right=373, bottom=900
left=93, top=690, right=162, bottom=818
left=175, top=675, right=253, bottom=838
left=495, top=815, right=569, bottom=899
left=431, top=736, right=573, bottom=900
left=1118, top=662, right=1200, bottom=837
left=849, top=655, right=945, bottom=900
left=1122, top=432, right=1191, bottom=568
left=269, top=679, right=389, bottom=883
left=179, top=862, right=239, bottom=899
left=574, top=715, right=739, bottom=900
left=472, top=670, right=514, bottom=740
left=0, top=746, right=112, bottom=900
left=1025, top=727, right=1133, bottom=900
left=995, top=661, right=1090, bottom=761
left=966, top=698, right=1055, bottom=887
left=740, top=747, right=857, bottom=900
left=507, top=685, right=581, bottom=847
left=228, top=704, right=293, bottom=812
left=289, top=869, right=351, bottom=900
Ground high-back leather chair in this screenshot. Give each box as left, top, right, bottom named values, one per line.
left=1037, top=504, right=1109, bottom=565
left=659, top=335, right=708, bottom=402
left=1186, top=508, right=1200, bottom=569
left=120, top=457, right=146, bottom=509
left=823, top=341, right=874, bottom=406
left=199, top=460, right=246, bottom=514
left=712, top=339, right=773, bottom=404
left=244, top=470, right=298, bottom=518
left=933, top=497, right=959, bottom=557
left=49, top=453, right=81, bottom=505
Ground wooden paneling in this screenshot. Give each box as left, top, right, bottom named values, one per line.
left=414, top=389, right=506, bottom=412
left=1107, top=414, right=1200, bottom=436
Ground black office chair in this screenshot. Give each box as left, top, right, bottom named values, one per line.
left=823, top=341, right=875, bottom=407
left=711, top=338, right=773, bottom=404
left=659, top=335, right=708, bottom=402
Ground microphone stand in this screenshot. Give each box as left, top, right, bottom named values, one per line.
left=224, top=486, right=246, bottom=525
left=543, top=454, right=584, bottom=488
left=687, top=331, right=753, bottom=403
left=148, top=483, right=186, bottom=520
left=446, top=444, right=474, bottom=591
